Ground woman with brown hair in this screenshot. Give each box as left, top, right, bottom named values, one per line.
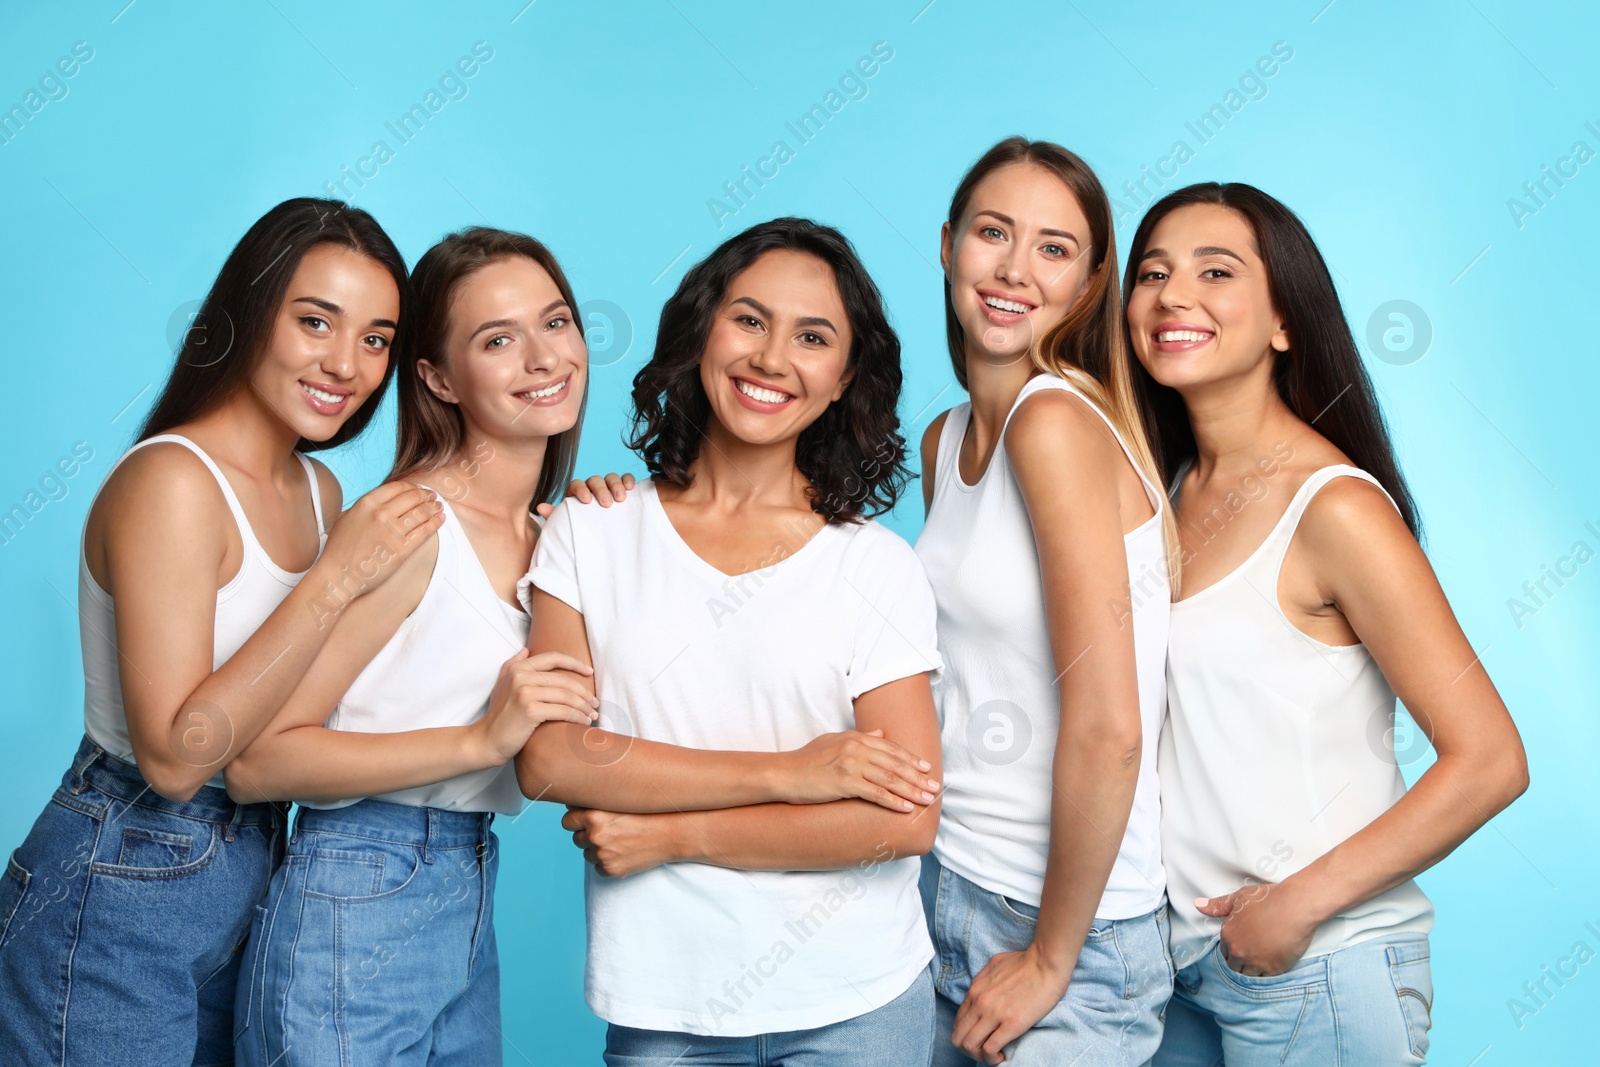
left=226, top=227, right=600, bottom=1066
left=913, top=137, right=1179, bottom=1065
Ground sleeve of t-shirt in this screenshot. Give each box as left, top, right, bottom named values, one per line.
left=844, top=528, right=943, bottom=700
left=520, top=499, right=582, bottom=616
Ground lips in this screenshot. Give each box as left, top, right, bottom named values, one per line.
left=978, top=289, right=1036, bottom=326
left=731, top=376, right=795, bottom=412
left=1151, top=322, right=1215, bottom=353
left=299, top=380, right=351, bottom=415
left=513, top=373, right=572, bottom=405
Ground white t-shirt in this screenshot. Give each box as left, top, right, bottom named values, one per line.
left=524, top=479, right=941, bottom=1037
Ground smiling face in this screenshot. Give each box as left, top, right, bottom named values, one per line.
left=418, top=255, right=587, bottom=440
left=250, top=243, right=398, bottom=440
left=942, top=161, right=1098, bottom=370
left=698, top=248, right=854, bottom=449
left=1126, top=202, right=1290, bottom=393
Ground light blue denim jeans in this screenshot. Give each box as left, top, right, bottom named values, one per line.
left=233, top=799, right=502, bottom=1067
left=0, top=734, right=288, bottom=1066
left=1153, top=935, right=1432, bottom=1066
left=603, top=964, right=935, bottom=1066
left=921, top=855, right=1174, bottom=1066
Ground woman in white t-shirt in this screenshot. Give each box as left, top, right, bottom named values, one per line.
left=518, top=217, right=946, bottom=1065
left=914, top=138, right=1179, bottom=1066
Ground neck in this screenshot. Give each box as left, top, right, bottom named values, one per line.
left=185, top=387, right=306, bottom=480
left=432, top=422, right=551, bottom=528
left=1180, top=356, right=1302, bottom=478
left=680, top=417, right=808, bottom=512
left=963, top=341, right=1038, bottom=445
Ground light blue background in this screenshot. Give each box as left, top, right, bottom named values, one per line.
left=2, top=1, right=1595, bottom=1061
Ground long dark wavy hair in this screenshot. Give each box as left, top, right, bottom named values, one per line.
left=387, top=227, right=586, bottom=513
left=136, top=198, right=408, bottom=451
left=628, top=217, right=910, bottom=524
left=1123, top=182, right=1420, bottom=539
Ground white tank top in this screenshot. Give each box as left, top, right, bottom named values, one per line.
left=80, top=434, right=326, bottom=789
left=1160, top=464, right=1435, bottom=969
left=915, top=374, right=1171, bottom=918
left=309, top=492, right=528, bottom=815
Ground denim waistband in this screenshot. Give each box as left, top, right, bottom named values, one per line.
left=294, top=798, right=494, bottom=851
left=64, top=733, right=286, bottom=828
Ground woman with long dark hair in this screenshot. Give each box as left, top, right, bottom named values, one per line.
left=913, top=137, right=1177, bottom=1065
left=0, top=198, right=442, bottom=1064
left=517, top=217, right=945, bottom=1064
left=225, top=227, right=607, bottom=1065
left=1125, top=183, right=1528, bottom=1065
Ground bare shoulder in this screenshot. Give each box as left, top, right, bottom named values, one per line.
left=1005, top=386, right=1119, bottom=469
left=919, top=410, right=952, bottom=467
left=1297, top=473, right=1417, bottom=568
left=94, top=440, right=230, bottom=529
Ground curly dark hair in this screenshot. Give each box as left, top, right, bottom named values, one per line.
left=628, top=217, right=910, bottom=524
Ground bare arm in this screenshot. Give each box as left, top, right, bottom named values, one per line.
left=1202, top=478, right=1528, bottom=972
left=515, top=589, right=940, bottom=813
left=948, top=389, right=1150, bottom=1062
left=103, top=446, right=443, bottom=802
left=565, top=672, right=942, bottom=873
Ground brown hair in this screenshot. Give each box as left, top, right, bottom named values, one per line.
left=946, top=137, right=1180, bottom=588
left=388, top=227, right=585, bottom=512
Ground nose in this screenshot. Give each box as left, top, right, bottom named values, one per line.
left=745, top=330, right=790, bottom=378
left=525, top=331, right=561, bottom=374
left=1155, top=270, right=1194, bottom=313
left=997, top=240, right=1029, bottom=288
left=321, top=333, right=360, bottom=382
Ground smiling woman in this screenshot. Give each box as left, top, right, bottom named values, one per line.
left=515, top=217, right=945, bottom=1066
left=0, top=198, right=448, bottom=1065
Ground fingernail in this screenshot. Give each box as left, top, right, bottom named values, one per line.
left=917, top=759, right=931, bottom=771
left=902, top=801, right=913, bottom=811
left=921, top=791, right=934, bottom=803
left=1195, top=897, right=1209, bottom=907
left=927, top=780, right=940, bottom=791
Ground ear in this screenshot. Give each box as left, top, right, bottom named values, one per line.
left=1269, top=318, right=1291, bottom=354
left=939, top=221, right=953, bottom=280
left=830, top=367, right=856, bottom=403
left=415, top=358, right=459, bottom=404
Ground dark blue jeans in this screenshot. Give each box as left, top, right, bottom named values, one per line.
left=0, top=735, right=288, bottom=1066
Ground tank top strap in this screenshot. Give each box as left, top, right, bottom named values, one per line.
left=129, top=434, right=257, bottom=544
left=1252, top=464, right=1392, bottom=584
left=1009, top=374, right=1163, bottom=514
left=933, top=403, right=972, bottom=491
left=294, top=452, right=326, bottom=539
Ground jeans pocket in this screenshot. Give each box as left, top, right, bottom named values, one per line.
left=1212, top=940, right=1326, bottom=994
left=1387, top=940, right=1432, bottom=1059
left=0, top=851, right=31, bottom=947
left=91, top=818, right=220, bottom=879
left=993, top=892, right=1040, bottom=928
left=300, top=841, right=421, bottom=903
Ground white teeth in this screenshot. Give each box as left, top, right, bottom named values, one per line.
left=984, top=296, right=1030, bottom=314
left=301, top=383, right=345, bottom=404
left=517, top=379, right=567, bottom=400
left=735, top=379, right=792, bottom=404
left=1157, top=330, right=1212, bottom=342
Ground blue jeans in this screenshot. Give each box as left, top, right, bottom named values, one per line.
left=1153, top=936, right=1432, bottom=1066
left=234, top=799, right=501, bottom=1067
left=603, top=964, right=935, bottom=1066
left=0, top=734, right=288, bottom=1066
left=921, top=855, right=1174, bottom=1066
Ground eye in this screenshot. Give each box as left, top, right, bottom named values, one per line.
left=1042, top=243, right=1067, bottom=258
left=735, top=313, right=765, bottom=331
left=300, top=315, right=330, bottom=332
left=545, top=315, right=569, bottom=331
left=979, top=225, right=1004, bottom=240
left=1137, top=269, right=1168, bottom=283
left=485, top=334, right=512, bottom=349
left=1200, top=267, right=1234, bottom=280
left=798, top=331, right=827, bottom=346
left=362, top=333, right=391, bottom=351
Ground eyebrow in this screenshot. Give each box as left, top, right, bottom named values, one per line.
left=293, top=295, right=396, bottom=330
left=469, top=300, right=569, bottom=339
left=731, top=295, right=837, bottom=333
left=974, top=210, right=1080, bottom=244
left=1141, top=245, right=1247, bottom=264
